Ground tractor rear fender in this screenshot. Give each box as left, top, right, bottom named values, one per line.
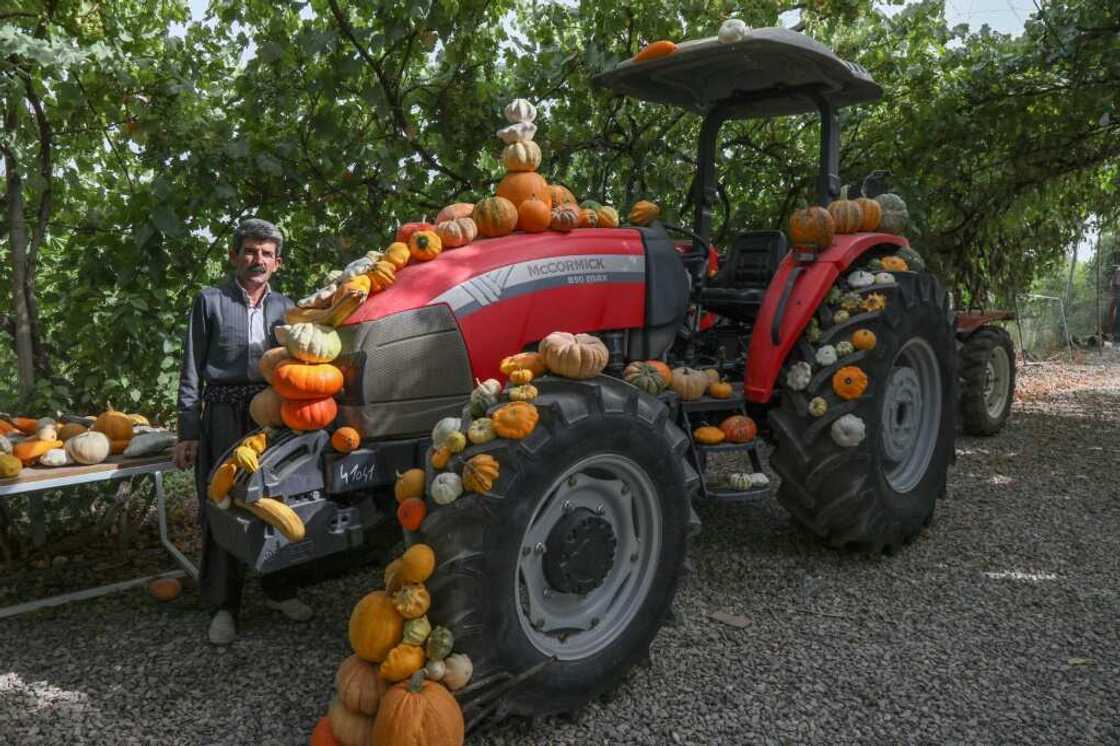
left=744, top=233, right=909, bottom=403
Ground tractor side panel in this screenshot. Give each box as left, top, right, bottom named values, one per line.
left=744, top=233, right=909, bottom=403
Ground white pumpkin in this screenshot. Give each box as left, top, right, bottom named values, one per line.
left=874, top=272, right=895, bottom=285
left=431, top=417, right=462, bottom=449
left=718, top=18, right=750, bottom=44
left=39, top=448, right=72, bottom=467
left=469, top=379, right=502, bottom=416
left=298, top=284, right=337, bottom=309
left=847, top=270, right=875, bottom=289
left=430, top=472, right=463, bottom=506
left=442, top=653, right=473, bottom=691
left=835, top=340, right=855, bottom=357
left=749, top=472, right=770, bottom=488
left=728, top=472, right=753, bottom=490
left=833, top=310, right=851, bottom=324
left=497, top=121, right=537, bottom=144
left=503, top=98, right=537, bottom=124
left=425, top=660, right=447, bottom=681
left=0, top=435, right=11, bottom=455
left=65, top=430, right=111, bottom=465
left=785, top=361, right=812, bottom=391
left=815, top=345, right=838, bottom=367
left=502, top=141, right=542, bottom=172
left=831, top=414, right=866, bottom=448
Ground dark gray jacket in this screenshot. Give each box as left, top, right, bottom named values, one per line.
left=177, top=277, right=293, bottom=440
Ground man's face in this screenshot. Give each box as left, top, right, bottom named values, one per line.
left=230, top=238, right=282, bottom=287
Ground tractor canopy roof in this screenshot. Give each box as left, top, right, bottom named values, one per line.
left=592, top=27, right=881, bottom=117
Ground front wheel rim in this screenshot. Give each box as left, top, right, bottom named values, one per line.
left=514, top=454, right=662, bottom=661
left=880, top=337, right=943, bottom=493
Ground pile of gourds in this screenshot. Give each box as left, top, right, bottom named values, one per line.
left=784, top=252, right=921, bottom=448
left=0, top=407, right=174, bottom=478
left=313, top=542, right=467, bottom=746
left=787, top=188, right=910, bottom=253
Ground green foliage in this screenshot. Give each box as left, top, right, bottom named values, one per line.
left=1, top=0, right=1117, bottom=423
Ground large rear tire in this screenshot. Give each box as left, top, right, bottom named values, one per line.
left=420, top=377, right=697, bottom=719
left=959, top=326, right=1015, bottom=436
left=770, top=268, right=957, bottom=552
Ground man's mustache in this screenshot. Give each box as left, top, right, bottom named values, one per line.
left=249, top=264, right=268, bottom=274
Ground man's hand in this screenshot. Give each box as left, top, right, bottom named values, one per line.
left=174, top=440, right=199, bottom=470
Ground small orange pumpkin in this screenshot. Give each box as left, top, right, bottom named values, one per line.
left=272, top=360, right=344, bottom=400
left=408, top=230, right=442, bottom=262
left=633, top=39, right=678, bottom=63
left=518, top=198, right=551, bottom=233
left=578, top=208, right=598, bottom=228
left=856, top=197, right=882, bottom=231
left=828, top=187, right=863, bottom=234
left=349, top=590, right=404, bottom=662
left=509, top=369, right=534, bottom=385
left=331, top=426, right=361, bottom=453
left=549, top=184, right=578, bottom=206
left=550, top=205, right=580, bottom=232
left=310, top=715, right=340, bottom=746
left=693, top=426, right=725, bottom=445
left=430, top=446, right=451, bottom=470
left=491, top=401, right=539, bottom=439
left=832, top=366, right=869, bottom=400
left=397, top=498, right=427, bottom=531
left=280, top=396, right=338, bottom=432
left=851, top=329, right=877, bottom=351
left=499, top=352, right=547, bottom=377
left=708, top=381, right=733, bottom=399
left=13, top=439, right=64, bottom=465
left=462, top=453, right=500, bottom=493
left=880, top=256, right=909, bottom=272
left=394, top=468, right=426, bottom=503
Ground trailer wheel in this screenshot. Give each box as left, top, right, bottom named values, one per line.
left=770, top=269, right=957, bottom=552
left=420, top=377, right=697, bottom=720
left=959, top=326, right=1015, bottom=436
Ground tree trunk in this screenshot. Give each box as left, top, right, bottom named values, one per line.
left=3, top=161, right=36, bottom=400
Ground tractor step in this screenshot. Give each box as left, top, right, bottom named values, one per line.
left=677, top=383, right=746, bottom=412
left=696, top=441, right=757, bottom=455
left=702, top=484, right=771, bottom=504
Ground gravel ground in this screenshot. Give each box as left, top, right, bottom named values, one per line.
left=1, top=353, right=1117, bottom=744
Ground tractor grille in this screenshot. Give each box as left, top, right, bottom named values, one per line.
left=334, top=305, right=472, bottom=438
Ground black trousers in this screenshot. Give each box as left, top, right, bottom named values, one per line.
left=194, top=401, right=295, bottom=615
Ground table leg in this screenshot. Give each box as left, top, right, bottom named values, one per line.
left=155, top=471, right=198, bottom=581
left=29, top=493, right=46, bottom=548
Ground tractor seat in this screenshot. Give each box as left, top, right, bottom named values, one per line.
left=699, top=231, right=788, bottom=321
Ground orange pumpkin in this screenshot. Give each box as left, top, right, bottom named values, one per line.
left=473, top=196, right=518, bottom=238
left=491, top=402, right=539, bottom=440
left=708, top=381, right=733, bottom=399
left=693, top=426, right=725, bottom=445
left=258, top=346, right=290, bottom=384
left=518, top=198, right=551, bottom=233
left=12, top=417, right=39, bottom=435
left=550, top=205, right=580, bottom=233
left=633, top=40, right=678, bottom=63
left=13, top=439, right=64, bottom=465
left=579, top=208, right=598, bottom=227
left=549, top=184, right=578, bottom=206
left=435, top=202, right=474, bottom=223
left=719, top=415, right=757, bottom=443
left=832, top=366, right=869, bottom=400
left=496, top=171, right=551, bottom=211
left=310, top=716, right=341, bottom=746
left=93, top=407, right=133, bottom=441
left=371, top=671, right=465, bottom=746
left=856, top=197, right=882, bottom=231
left=788, top=205, right=835, bottom=251
left=430, top=446, right=451, bottom=470
left=880, top=256, right=909, bottom=272
left=462, top=453, right=501, bottom=493
left=368, top=260, right=397, bottom=292
left=331, top=426, right=361, bottom=453
left=852, top=329, right=877, bottom=351
left=349, top=590, right=404, bottom=662
left=384, top=241, right=411, bottom=270
left=148, top=577, right=182, bottom=602
left=645, top=359, right=672, bottom=384
left=435, top=216, right=477, bottom=248
left=499, top=351, right=547, bottom=377
left=0, top=419, right=16, bottom=435
left=336, top=654, right=386, bottom=716
left=408, top=230, right=442, bottom=262
left=827, top=188, right=863, bottom=234
left=271, top=360, right=343, bottom=400
left=397, top=498, right=427, bottom=531
left=280, top=396, right=338, bottom=431
left=394, top=468, right=426, bottom=502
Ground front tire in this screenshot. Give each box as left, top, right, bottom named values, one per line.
left=770, top=268, right=957, bottom=552
left=421, top=377, right=696, bottom=719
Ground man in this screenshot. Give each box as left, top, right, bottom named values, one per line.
left=173, top=218, right=310, bottom=645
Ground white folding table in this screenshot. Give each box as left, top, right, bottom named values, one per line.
left=0, top=456, right=198, bottom=619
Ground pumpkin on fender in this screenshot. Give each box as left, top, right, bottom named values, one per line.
left=788, top=205, right=835, bottom=251
left=473, top=196, right=518, bottom=238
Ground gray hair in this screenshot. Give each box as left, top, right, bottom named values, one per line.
left=234, top=218, right=284, bottom=256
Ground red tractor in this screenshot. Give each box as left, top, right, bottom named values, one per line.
left=209, top=28, right=957, bottom=724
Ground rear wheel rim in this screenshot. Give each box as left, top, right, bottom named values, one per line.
left=880, top=337, right=942, bottom=493
left=514, top=454, right=662, bottom=661
left=984, top=345, right=1011, bottom=419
